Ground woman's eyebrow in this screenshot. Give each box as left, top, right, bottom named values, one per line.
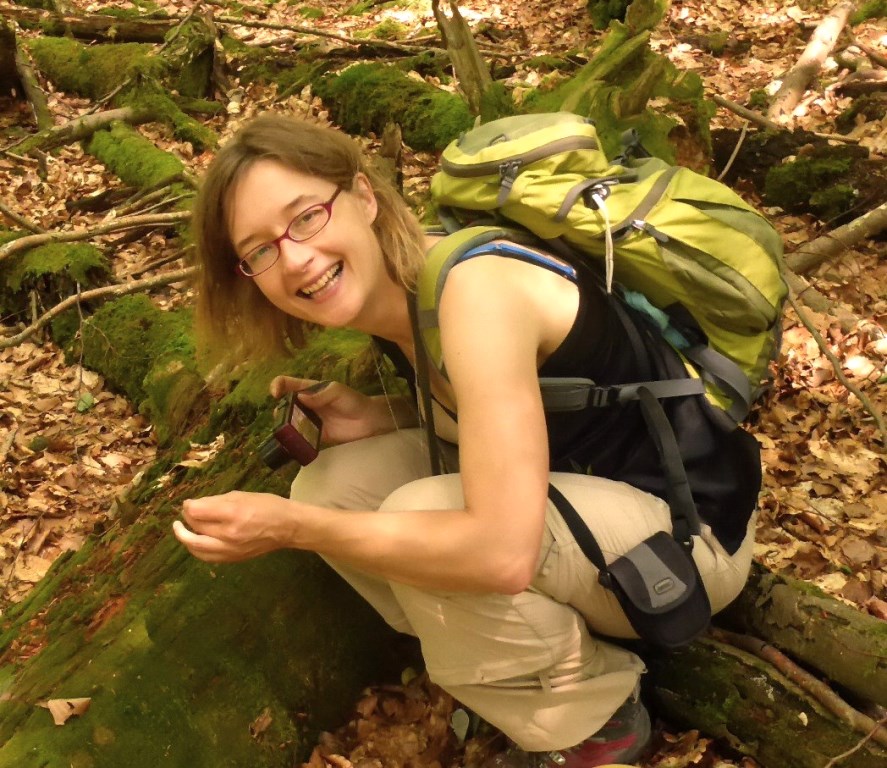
left=233, top=194, right=317, bottom=251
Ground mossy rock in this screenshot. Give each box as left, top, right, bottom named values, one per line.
left=86, top=122, right=185, bottom=190
left=314, top=63, right=473, bottom=152
left=0, top=242, right=110, bottom=319
left=836, top=94, right=887, bottom=133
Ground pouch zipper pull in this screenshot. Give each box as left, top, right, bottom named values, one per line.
left=496, top=160, right=522, bottom=206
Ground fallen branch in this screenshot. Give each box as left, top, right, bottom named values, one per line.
left=852, top=39, right=887, bottom=69
left=12, top=22, right=51, bottom=131
left=2, top=106, right=154, bottom=155
left=788, top=291, right=887, bottom=449
left=710, top=93, right=860, bottom=143
left=785, top=201, right=887, bottom=274
left=711, top=628, right=887, bottom=747
left=0, top=267, right=196, bottom=350
left=0, top=201, right=45, bottom=234
left=768, top=0, right=856, bottom=123
left=0, top=211, right=192, bottom=264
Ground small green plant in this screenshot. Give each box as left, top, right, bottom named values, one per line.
left=748, top=89, right=769, bottom=110
left=295, top=4, right=324, bottom=18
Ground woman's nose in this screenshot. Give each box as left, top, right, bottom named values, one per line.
left=277, top=237, right=315, bottom=273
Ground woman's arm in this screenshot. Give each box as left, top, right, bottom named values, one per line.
left=175, top=257, right=576, bottom=593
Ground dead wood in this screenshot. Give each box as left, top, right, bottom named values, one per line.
left=710, top=627, right=887, bottom=748
left=431, top=0, right=493, bottom=115
left=0, top=211, right=191, bottom=264
left=0, top=267, right=196, bottom=350
left=12, top=24, right=52, bottom=131
left=0, top=17, right=20, bottom=97
left=0, top=4, right=175, bottom=43
left=710, top=93, right=860, bottom=144
left=3, top=106, right=154, bottom=156
left=768, top=0, right=856, bottom=123
left=0, top=202, right=45, bottom=234
left=785, top=201, right=887, bottom=275
left=837, top=68, right=887, bottom=95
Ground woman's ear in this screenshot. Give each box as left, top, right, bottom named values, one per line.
left=352, top=172, right=379, bottom=225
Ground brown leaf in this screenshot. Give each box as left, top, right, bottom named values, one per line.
left=864, top=597, right=887, bottom=620
left=840, top=536, right=877, bottom=567
left=249, top=706, right=273, bottom=739
left=41, top=697, right=91, bottom=725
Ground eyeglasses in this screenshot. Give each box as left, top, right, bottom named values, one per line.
left=237, top=187, right=343, bottom=277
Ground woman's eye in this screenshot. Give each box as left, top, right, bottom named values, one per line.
left=294, top=207, right=322, bottom=229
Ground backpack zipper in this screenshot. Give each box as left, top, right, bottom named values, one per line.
left=440, top=135, right=600, bottom=179
left=631, top=220, right=670, bottom=243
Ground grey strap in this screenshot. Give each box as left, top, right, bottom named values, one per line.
left=681, top=345, right=752, bottom=422
left=539, top=376, right=706, bottom=412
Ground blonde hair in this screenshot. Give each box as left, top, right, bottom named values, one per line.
left=191, top=114, right=426, bottom=365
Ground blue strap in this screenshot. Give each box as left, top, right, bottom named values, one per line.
left=457, top=241, right=578, bottom=282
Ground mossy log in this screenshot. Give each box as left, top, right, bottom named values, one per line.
left=0, top=305, right=405, bottom=767
left=0, top=5, right=176, bottom=43
left=721, top=565, right=887, bottom=708
left=647, top=639, right=887, bottom=768
left=313, top=63, right=473, bottom=152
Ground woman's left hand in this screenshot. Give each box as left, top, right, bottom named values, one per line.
left=173, top=491, right=297, bottom=563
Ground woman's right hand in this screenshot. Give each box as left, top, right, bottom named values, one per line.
left=269, top=376, right=393, bottom=445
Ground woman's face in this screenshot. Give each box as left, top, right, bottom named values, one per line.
left=227, top=159, right=390, bottom=330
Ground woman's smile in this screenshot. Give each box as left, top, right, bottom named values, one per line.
left=299, top=261, right=343, bottom=299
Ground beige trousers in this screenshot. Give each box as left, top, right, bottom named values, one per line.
left=291, top=428, right=755, bottom=752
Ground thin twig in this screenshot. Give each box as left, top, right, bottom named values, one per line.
left=710, top=93, right=861, bottom=144
left=716, top=119, right=748, bottom=182
left=0, top=267, right=196, bottom=350
left=710, top=628, right=887, bottom=748
left=788, top=293, right=887, bottom=449
left=0, top=211, right=191, bottom=263
left=823, top=713, right=887, bottom=768
left=0, top=201, right=46, bottom=233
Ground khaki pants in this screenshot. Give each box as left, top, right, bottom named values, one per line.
left=291, top=428, right=755, bottom=751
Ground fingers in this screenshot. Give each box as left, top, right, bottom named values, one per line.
left=270, top=375, right=316, bottom=399
left=295, top=380, right=337, bottom=408
left=172, top=520, right=243, bottom=563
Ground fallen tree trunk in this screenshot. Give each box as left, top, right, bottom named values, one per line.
left=768, top=0, right=856, bottom=123
left=648, top=638, right=887, bottom=768
left=12, top=27, right=52, bottom=131
left=0, top=3, right=175, bottom=43
left=785, top=201, right=887, bottom=275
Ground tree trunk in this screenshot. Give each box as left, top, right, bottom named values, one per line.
left=0, top=17, right=20, bottom=97
left=431, top=0, right=493, bottom=116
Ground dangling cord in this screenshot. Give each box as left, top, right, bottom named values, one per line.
left=407, top=293, right=443, bottom=477
left=590, top=190, right=615, bottom=294
left=370, top=342, right=408, bottom=433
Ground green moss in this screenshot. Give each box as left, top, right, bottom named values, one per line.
left=86, top=122, right=185, bottom=189
left=764, top=153, right=856, bottom=219
left=479, top=82, right=518, bottom=123
left=77, top=294, right=195, bottom=406
left=836, top=93, right=887, bottom=132
left=0, top=243, right=110, bottom=320
left=356, top=18, right=408, bottom=40
left=294, top=5, right=325, bottom=19
left=850, top=0, right=887, bottom=24
left=587, top=0, right=631, bottom=30
left=27, top=38, right=154, bottom=100
left=315, top=64, right=473, bottom=152
left=701, top=30, right=730, bottom=56
left=748, top=89, right=769, bottom=110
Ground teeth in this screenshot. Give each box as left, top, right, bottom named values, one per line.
left=301, top=264, right=340, bottom=296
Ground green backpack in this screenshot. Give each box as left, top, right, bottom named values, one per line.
left=417, top=111, right=788, bottom=423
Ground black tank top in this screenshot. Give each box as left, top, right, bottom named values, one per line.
left=377, top=261, right=762, bottom=555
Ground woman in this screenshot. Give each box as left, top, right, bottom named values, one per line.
left=173, top=114, right=760, bottom=768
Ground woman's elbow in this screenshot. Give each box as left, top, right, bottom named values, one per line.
left=487, top=551, right=537, bottom=595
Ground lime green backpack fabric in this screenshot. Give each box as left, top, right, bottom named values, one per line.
left=420, top=111, right=788, bottom=422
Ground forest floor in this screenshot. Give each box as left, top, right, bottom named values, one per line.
left=1, top=1, right=885, bottom=767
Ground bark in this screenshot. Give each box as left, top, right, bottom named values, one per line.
left=648, top=639, right=887, bottom=768
left=721, top=565, right=887, bottom=708
left=0, top=17, right=19, bottom=97
left=785, top=201, right=887, bottom=275
left=768, top=1, right=856, bottom=123
left=837, top=68, right=887, bottom=95
left=431, top=0, right=493, bottom=115
left=0, top=4, right=175, bottom=43
left=7, top=106, right=155, bottom=156
left=12, top=27, right=52, bottom=131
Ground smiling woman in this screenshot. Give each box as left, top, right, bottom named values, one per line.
left=177, top=113, right=761, bottom=768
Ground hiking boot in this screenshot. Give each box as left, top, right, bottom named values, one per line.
left=483, top=689, right=651, bottom=768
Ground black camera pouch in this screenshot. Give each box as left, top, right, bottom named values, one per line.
left=603, top=531, right=711, bottom=648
